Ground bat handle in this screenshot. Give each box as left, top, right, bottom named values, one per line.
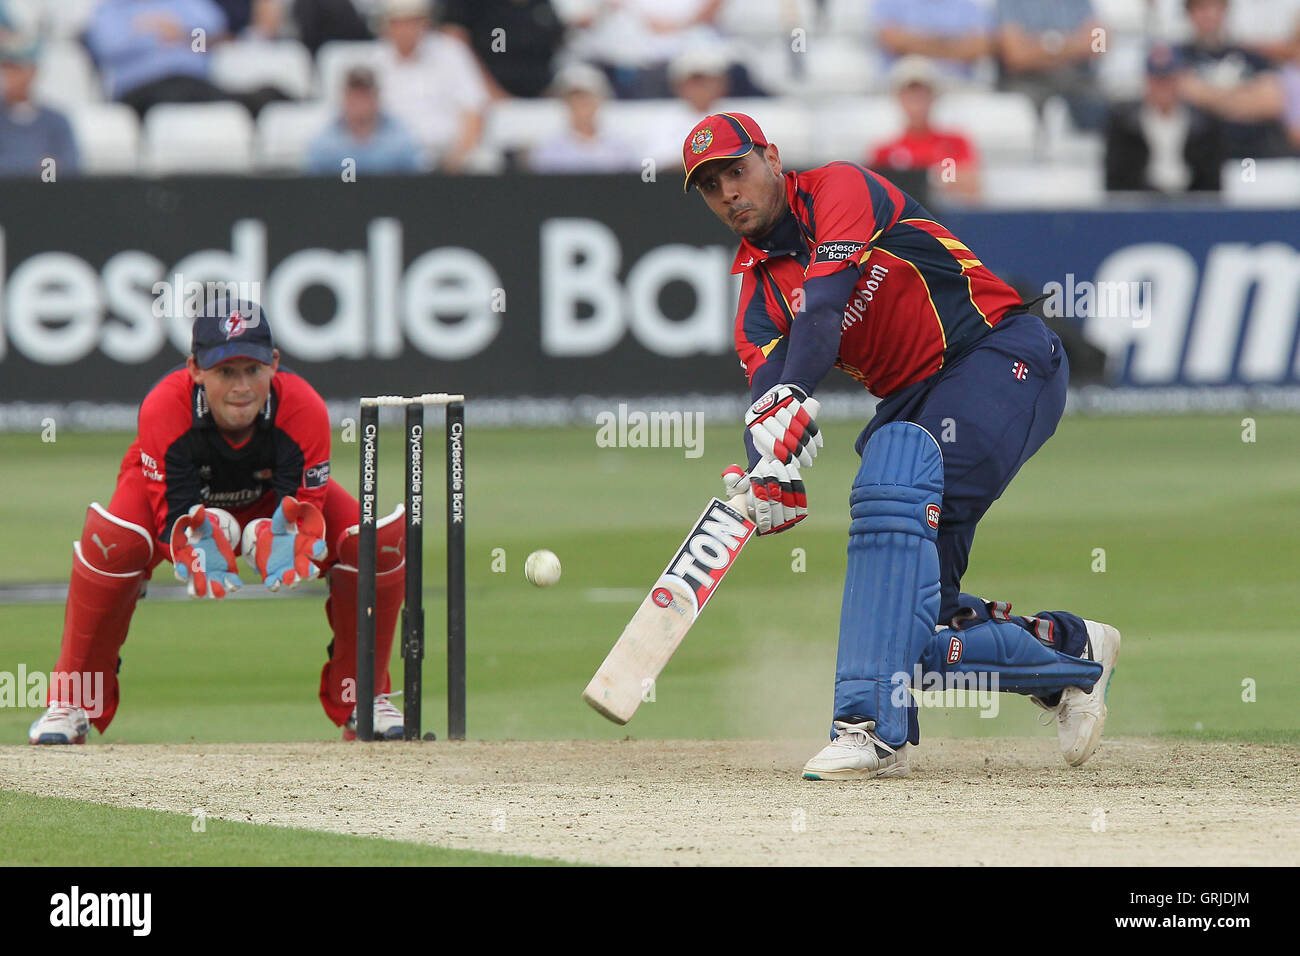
left=727, top=491, right=749, bottom=513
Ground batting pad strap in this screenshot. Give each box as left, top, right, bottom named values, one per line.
left=919, top=620, right=1102, bottom=694
left=337, top=503, right=405, bottom=571
left=834, top=422, right=944, bottom=749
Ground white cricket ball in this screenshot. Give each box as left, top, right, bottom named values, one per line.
left=524, top=549, right=562, bottom=588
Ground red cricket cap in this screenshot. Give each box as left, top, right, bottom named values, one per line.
left=682, top=112, right=769, bottom=193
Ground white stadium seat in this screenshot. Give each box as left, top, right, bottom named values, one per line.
left=981, top=162, right=1103, bottom=206
left=142, top=103, right=255, bottom=174
left=33, top=41, right=101, bottom=108
left=65, top=103, right=140, bottom=174
left=797, top=36, right=879, bottom=95
left=813, top=96, right=905, bottom=166
left=932, top=91, right=1039, bottom=161
left=717, top=0, right=815, bottom=39
left=4, top=0, right=97, bottom=39
left=255, top=101, right=335, bottom=172
left=315, top=40, right=384, bottom=107
left=212, top=41, right=315, bottom=100
left=1221, top=158, right=1300, bottom=207
left=482, top=98, right=569, bottom=156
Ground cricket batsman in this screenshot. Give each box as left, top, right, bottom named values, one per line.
left=683, top=113, right=1120, bottom=780
left=27, top=301, right=409, bottom=744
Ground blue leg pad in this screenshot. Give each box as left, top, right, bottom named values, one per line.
left=920, top=619, right=1103, bottom=694
left=834, top=422, right=944, bottom=748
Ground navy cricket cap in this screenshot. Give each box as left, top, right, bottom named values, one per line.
left=191, top=301, right=275, bottom=369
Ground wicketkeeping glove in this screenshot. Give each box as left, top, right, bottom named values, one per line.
left=241, top=496, right=327, bottom=591
left=170, top=505, right=242, bottom=599
left=722, top=460, right=808, bottom=535
left=746, top=384, right=823, bottom=469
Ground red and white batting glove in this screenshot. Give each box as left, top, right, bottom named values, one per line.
left=722, top=461, right=808, bottom=536
left=745, top=384, right=823, bottom=469
left=241, top=496, right=327, bottom=591
left=170, top=505, right=242, bottom=599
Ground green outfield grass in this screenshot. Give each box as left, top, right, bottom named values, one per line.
left=0, top=414, right=1295, bottom=745
left=0, top=791, right=558, bottom=866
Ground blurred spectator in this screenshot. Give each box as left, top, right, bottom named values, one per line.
left=1286, top=36, right=1300, bottom=148
left=1105, top=45, right=1223, bottom=193
left=291, top=0, right=372, bottom=54
left=374, top=0, right=488, bottom=172
left=874, top=0, right=993, bottom=82
left=994, top=0, right=1107, bottom=130
left=213, top=0, right=252, bottom=34
left=565, top=0, right=761, bottom=99
left=85, top=0, right=230, bottom=117
left=869, top=56, right=980, bottom=199
left=530, top=62, right=640, bottom=172
left=305, top=65, right=422, bottom=174
left=1175, top=0, right=1290, bottom=156
left=242, top=0, right=294, bottom=40
left=641, top=45, right=731, bottom=167
left=0, top=36, right=81, bottom=178
left=441, top=0, right=565, bottom=99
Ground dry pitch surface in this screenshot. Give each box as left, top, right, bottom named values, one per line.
left=3, top=738, right=1295, bottom=866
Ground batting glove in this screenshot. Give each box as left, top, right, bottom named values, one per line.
left=722, top=460, right=808, bottom=536
left=745, top=384, right=823, bottom=469
left=241, top=496, right=327, bottom=591
left=170, top=505, right=242, bottom=599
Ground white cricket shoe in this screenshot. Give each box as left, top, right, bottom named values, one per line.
left=801, top=720, right=911, bottom=780
left=28, top=704, right=90, bottom=745
left=342, top=693, right=406, bottom=741
left=1035, top=620, right=1121, bottom=767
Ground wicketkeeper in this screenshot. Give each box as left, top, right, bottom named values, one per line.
left=684, top=113, right=1120, bottom=779
left=28, top=301, right=409, bottom=744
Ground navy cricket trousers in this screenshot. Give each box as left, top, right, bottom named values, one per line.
left=855, top=310, right=1087, bottom=657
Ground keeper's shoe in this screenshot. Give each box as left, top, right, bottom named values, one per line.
left=342, top=693, right=405, bottom=741
left=1034, top=620, right=1121, bottom=767
left=801, top=720, right=910, bottom=780
left=28, top=704, right=90, bottom=745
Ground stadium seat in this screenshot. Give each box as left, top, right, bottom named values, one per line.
left=717, top=0, right=815, bottom=39
left=64, top=103, right=140, bottom=174
left=1092, top=0, right=1149, bottom=34
left=716, top=97, right=815, bottom=168
left=142, top=103, right=255, bottom=174
left=482, top=98, right=568, bottom=156
left=825, top=0, right=873, bottom=37
left=981, top=162, right=1103, bottom=206
left=932, top=91, right=1038, bottom=161
left=1095, top=32, right=1147, bottom=101
left=4, top=0, right=97, bottom=39
left=33, top=41, right=101, bottom=108
left=255, top=101, right=335, bottom=172
left=315, top=40, right=384, bottom=107
left=813, top=96, right=905, bottom=165
left=1221, top=158, right=1300, bottom=206
left=212, top=41, right=315, bottom=100
left=795, top=36, right=879, bottom=95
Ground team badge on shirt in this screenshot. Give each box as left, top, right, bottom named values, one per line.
left=222, top=310, right=248, bottom=339
left=690, top=128, right=714, bottom=154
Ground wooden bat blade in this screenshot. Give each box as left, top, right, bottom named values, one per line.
left=583, top=496, right=755, bottom=724
left=582, top=578, right=697, bottom=724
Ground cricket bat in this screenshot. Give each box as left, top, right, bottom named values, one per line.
left=583, top=492, right=756, bottom=724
